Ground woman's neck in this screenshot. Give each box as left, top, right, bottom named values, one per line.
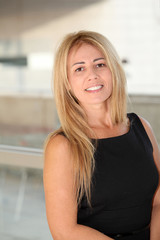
left=82, top=102, right=113, bottom=129
left=81, top=102, right=129, bottom=139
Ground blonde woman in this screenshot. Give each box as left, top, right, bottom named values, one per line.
left=43, top=31, right=160, bottom=240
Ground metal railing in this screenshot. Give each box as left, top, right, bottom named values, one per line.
left=0, top=144, right=43, bottom=169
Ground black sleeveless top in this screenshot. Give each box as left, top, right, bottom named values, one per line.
left=77, top=113, right=159, bottom=237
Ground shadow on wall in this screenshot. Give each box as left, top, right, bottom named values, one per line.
left=0, top=0, right=105, bottom=38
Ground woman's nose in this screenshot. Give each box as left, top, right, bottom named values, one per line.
left=87, top=68, right=98, bottom=81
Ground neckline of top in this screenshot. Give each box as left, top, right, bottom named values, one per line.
left=91, top=113, right=133, bottom=141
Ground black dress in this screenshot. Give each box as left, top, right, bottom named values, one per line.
left=77, top=113, right=159, bottom=240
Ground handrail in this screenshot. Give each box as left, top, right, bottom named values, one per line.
left=0, top=144, right=44, bottom=169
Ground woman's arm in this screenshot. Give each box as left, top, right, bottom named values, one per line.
left=140, top=117, right=160, bottom=240
left=43, top=134, right=113, bottom=240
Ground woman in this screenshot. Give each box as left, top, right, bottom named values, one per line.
left=43, top=31, right=160, bottom=240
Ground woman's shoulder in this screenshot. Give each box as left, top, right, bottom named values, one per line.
left=130, top=112, right=159, bottom=153
left=45, top=132, right=70, bottom=155
left=128, top=112, right=152, bottom=133
left=44, top=129, right=72, bottom=167
left=43, top=134, right=74, bottom=187
left=128, top=112, right=151, bottom=129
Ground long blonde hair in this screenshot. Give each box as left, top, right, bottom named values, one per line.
left=45, top=30, right=127, bottom=206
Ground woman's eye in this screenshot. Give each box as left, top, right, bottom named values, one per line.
left=96, top=63, right=105, bottom=68
left=75, top=67, right=84, bottom=72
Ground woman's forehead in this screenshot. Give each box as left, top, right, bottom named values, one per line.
left=68, top=43, right=105, bottom=63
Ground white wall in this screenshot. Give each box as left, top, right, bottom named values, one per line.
left=0, top=0, right=160, bottom=95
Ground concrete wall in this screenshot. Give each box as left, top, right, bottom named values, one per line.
left=0, top=94, right=58, bottom=130
left=0, top=94, right=160, bottom=144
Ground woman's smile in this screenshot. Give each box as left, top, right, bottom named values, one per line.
left=85, top=85, right=103, bottom=92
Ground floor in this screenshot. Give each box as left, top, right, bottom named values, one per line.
left=0, top=166, right=52, bottom=240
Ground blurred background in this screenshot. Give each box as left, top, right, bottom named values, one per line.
left=0, top=0, right=160, bottom=239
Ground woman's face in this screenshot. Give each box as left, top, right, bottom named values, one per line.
left=67, top=43, right=113, bottom=109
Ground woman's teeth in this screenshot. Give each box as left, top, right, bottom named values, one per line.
left=86, top=85, right=103, bottom=91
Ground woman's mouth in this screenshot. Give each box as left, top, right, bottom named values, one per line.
left=85, top=85, right=103, bottom=92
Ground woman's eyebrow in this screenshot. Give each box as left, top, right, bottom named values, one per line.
left=72, top=61, right=85, bottom=67
left=71, top=58, right=105, bottom=67
left=93, top=57, right=105, bottom=62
